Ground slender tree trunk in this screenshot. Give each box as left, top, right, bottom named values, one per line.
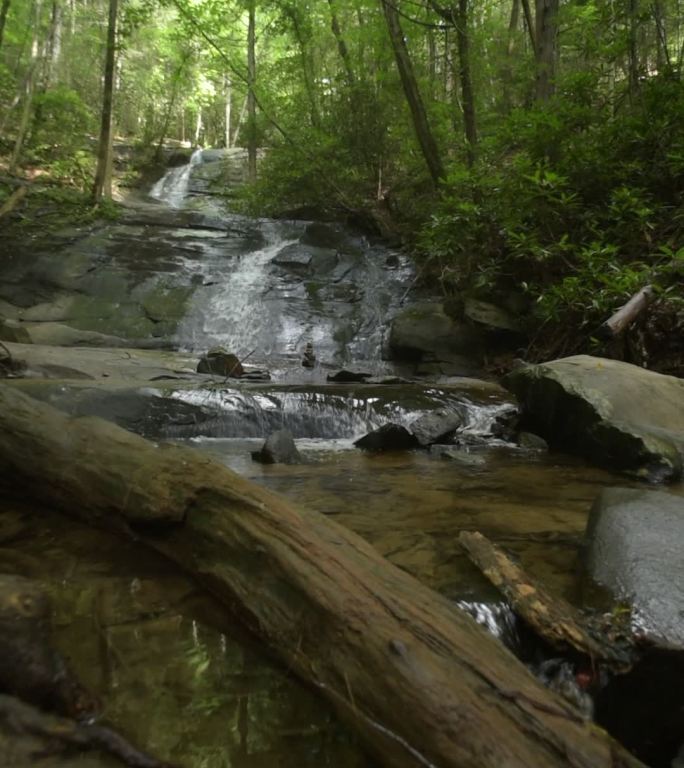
left=627, top=0, right=639, bottom=99
left=653, top=0, right=671, bottom=71
left=92, top=0, right=118, bottom=202
left=534, top=0, right=558, bottom=100
left=155, top=53, right=189, bottom=159
left=381, top=0, right=444, bottom=186
left=224, top=75, right=232, bottom=148
left=44, top=0, right=62, bottom=88
left=502, top=0, right=520, bottom=110
left=427, top=28, right=437, bottom=97
left=454, top=0, right=477, bottom=165
left=288, top=8, right=321, bottom=129
left=327, top=0, right=356, bottom=86
left=231, top=93, right=248, bottom=147
left=521, top=0, right=537, bottom=56
left=247, top=0, right=257, bottom=182
left=0, top=0, right=12, bottom=51
left=8, top=0, right=41, bottom=174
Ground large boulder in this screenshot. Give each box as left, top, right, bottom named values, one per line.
left=582, top=487, right=684, bottom=649
left=505, top=355, right=684, bottom=482
left=251, top=429, right=302, bottom=464
left=388, top=302, right=484, bottom=374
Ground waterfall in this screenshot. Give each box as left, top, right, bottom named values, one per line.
left=149, top=148, right=203, bottom=208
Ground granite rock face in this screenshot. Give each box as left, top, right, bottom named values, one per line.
left=505, top=355, right=684, bottom=481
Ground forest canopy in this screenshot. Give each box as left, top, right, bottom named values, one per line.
left=1, top=0, right=682, bottom=354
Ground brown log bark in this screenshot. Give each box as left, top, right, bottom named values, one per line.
left=598, top=285, right=655, bottom=339
left=458, top=532, right=634, bottom=668
left=0, top=384, right=646, bottom=768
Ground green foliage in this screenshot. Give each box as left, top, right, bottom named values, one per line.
left=416, top=73, right=684, bottom=336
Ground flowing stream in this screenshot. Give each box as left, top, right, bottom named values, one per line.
left=4, top=149, right=678, bottom=768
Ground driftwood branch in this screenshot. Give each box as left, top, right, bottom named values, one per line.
left=0, top=384, right=646, bottom=768
left=597, top=285, right=655, bottom=339
left=0, top=695, right=178, bottom=768
left=458, top=531, right=633, bottom=668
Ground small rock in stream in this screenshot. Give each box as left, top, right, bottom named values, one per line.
left=251, top=430, right=303, bottom=465
left=197, top=348, right=244, bottom=377
left=409, top=407, right=466, bottom=446
left=517, top=431, right=549, bottom=451
left=354, top=424, right=418, bottom=452
left=326, top=369, right=372, bottom=383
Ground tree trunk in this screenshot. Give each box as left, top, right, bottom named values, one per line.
left=627, top=0, right=640, bottom=99
left=288, top=6, right=321, bottom=129
left=8, top=0, right=41, bottom=174
left=381, top=0, right=444, bottom=186
left=502, top=0, right=521, bottom=110
left=247, top=0, right=257, bottom=182
left=224, top=75, right=232, bottom=148
left=327, top=0, right=356, bottom=86
left=0, top=0, right=12, bottom=51
left=454, top=0, right=477, bottom=165
left=521, top=0, right=537, bottom=58
left=0, top=384, right=647, bottom=768
left=91, top=0, right=117, bottom=203
left=534, top=0, right=558, bottom=101
left=231, top=93, right=248, bottom=148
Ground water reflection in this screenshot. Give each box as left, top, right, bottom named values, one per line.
left=1, top=507, right=373, bottom=768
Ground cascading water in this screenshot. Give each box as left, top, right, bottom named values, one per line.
left=139, top=148, right=518, bottom=449
left=149, top=148, right=203, bottom=208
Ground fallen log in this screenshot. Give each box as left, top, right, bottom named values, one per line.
left=0, top=185, right=28, bottom=220
left=597, top=285, right=655, bottom=339
left=458, top=531, right=634, bottom=668
left=0, top=384, right=645, bottom=768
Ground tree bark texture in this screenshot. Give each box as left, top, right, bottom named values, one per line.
left=247, top=0, right=257, bottom=182
left=328, top=0, right=356, bottom=86
left=0, top=0, right=12, bottom=51
left=534, top=0, right=558, bottom=100
left=381, top=0, right=444, bottom=186
left=92, top=0, right=117, bottom=202
left=454, top=0, right=477, bottom=164
left=0, top=385, right=646, bottom=768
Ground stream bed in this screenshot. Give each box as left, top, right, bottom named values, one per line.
left=1, top=148, right=683, bottom=768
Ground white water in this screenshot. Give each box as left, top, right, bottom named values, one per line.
left=150, top=148, right=203, bottom=208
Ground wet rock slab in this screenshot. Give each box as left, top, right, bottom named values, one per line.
left=582, top=487, right=684, bottom=649
left=505, top=355, right=684, bottom=482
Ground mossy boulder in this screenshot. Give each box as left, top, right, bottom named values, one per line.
left=505, top=355, right=684, bottom=482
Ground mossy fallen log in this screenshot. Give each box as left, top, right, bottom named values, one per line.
left=0, top=384, right=645, bottom=768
